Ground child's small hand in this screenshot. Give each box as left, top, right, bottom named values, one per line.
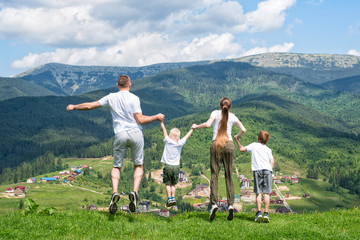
left=234, top=134, right=240, bottom=141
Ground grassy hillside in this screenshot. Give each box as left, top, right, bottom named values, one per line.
left=320, top=75, right=360, bottom=94
left=0, top=77, right=56, bottom=101
left=0, top=208, right=359, bottom=239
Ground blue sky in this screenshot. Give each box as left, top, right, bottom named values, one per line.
left=0, top=0, right=359, bottom=77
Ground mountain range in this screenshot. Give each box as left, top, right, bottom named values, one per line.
left=0, top=53, right=360, bottom=196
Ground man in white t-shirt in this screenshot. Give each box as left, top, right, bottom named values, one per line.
left=66, top=75, right=164, bottom=214
left=235, top=130, right=274, bottom=223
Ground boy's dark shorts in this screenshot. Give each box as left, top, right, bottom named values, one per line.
left=253, top=170, right=272, bottom=194
left=163, top=164, right=180, bottom=185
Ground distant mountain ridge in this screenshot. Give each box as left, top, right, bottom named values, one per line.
left=15, top=61, right=209, bottom=96
left=320, top=75, right=360, bottom=94
left=235, top=53, right=360, bottom=84
left=0, top=77, right=56, bottom=101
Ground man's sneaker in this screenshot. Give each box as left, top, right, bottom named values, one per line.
left=263, top=212, right=270, bottom=223
left=209, top=204, right=218, bottom=221
left=255, top=211, right=262, bottom=222
left=129, top=192, right=139, bottom=213
left=109, top=192, right=120, bottom=214
left=227, top=205, right=234, bottom=221
left=171, top=198, right=177, bottom=206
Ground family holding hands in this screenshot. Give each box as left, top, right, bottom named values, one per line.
left=67, top=75, right=274, bottom=223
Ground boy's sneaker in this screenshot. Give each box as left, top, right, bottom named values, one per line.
left=109, top=192, right=120, bottom=214
left=166, top=198, right=173, bottom=207
left=171, top=198, right=177, bottom=206
left=209, top=204, right=218, bottom=222
left=263, top=212, right=270, bottom=223
left=227, top=205, right=234, bottom=221
left=255, top=211, right=262, bottom=223
left=129, top=191, right=139, bottom=213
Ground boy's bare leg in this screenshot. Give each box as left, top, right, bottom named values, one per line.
left=264, top=194, right=270, bottom=212
left=171, top=185, right=176, bottom=197
left=133, top=165, right=143, bottom=194
left=166, top=185, right=172, bottom=198
left=256, top=194, right=262, bottom=212
left=111, top=167, right=121, bottom=193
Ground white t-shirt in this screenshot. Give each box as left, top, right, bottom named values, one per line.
left=246, top=142, right=274, bottom=172
left=98, top=91, right=142, bottom=134
left=210, top=110, right=240, bottom=141
left=161, top=136, right=187, bottom=166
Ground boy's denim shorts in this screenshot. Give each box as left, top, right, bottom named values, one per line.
left=253, top=170, right=272, bottom=194
left=163, top=164, right=180, bottom=185
left=113, top=128, right=144, bottom=168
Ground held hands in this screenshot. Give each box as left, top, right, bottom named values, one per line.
left=157, top=113, right=165, bottom=122
left=191, top=123, right=197, bottom=130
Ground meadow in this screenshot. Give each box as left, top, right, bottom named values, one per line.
left=0, top=208, right=359, bottom=239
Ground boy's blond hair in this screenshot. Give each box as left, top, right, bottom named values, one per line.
left=169, top=128, right=180, bottom=140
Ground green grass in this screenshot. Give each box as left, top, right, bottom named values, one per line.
left=0, top=208, right=359, bottom=239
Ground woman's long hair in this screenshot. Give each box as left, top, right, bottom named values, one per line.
left=214, top=97, right=232, bottom=158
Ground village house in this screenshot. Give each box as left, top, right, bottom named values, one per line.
left=121, top=204, right=129, bottom=212
left=193, top=202, right=209, bottom=210
left=240, top=190, right=251, bottom=197
left=67, top=176, right=74, bottom=182
left=274, top=179, right=282, bottom=184
left=26, top=178, right=36, bottom=183
left=189, top=184, right=209, bottom=196
left=5, top=188, right=14, bottom=193
left=158, top=209, right=170, bottom=217
left=139, top=201, right=150, bottom=212
left=14, top=187, right=25, bottom=196
left=40, top=177, right=57, bottom=182
left=178, top=171, right=190, bottom=183
left=59, top=171, right=70, bottom=175
left=240, top=178, right=250, bottom=189
left=291, top=178, right=299, bottom=184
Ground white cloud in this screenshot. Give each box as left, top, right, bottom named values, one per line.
left=0, top=5, right=119, bottom=46
left=347, top=49, right=360, bottom=56
left=3, top=0, right=297, bottom=70
left=11, top=33, right=245, bottom=68
left=246, top=0, right=296, bottom=32
left=11, top=33, right=295, bottom=69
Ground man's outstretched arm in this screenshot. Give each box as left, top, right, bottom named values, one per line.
left=66, top=101, right=102, bottom=111
left=134, top=113, right=165, bottom=125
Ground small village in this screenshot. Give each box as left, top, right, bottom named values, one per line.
left=2, top=163, right=310, bottom=217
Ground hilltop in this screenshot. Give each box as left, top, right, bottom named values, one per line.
left=14, top=61, right=208, bottom=96
left=235, top=52, right=360, bottom=84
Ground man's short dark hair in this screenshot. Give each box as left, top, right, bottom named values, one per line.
left=118, top=75, right=131, bottom=88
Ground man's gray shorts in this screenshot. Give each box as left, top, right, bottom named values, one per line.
left=113, top=128, right=144, bottom=168
left=253, top=170, right=272, bottom=194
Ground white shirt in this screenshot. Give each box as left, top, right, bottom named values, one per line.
left=210, top=110, right=240, bottom=141
left=246, top=142, right=274, bottom=171
left=98, top=91, right=142, bottom=134
left=161, top=136, right=187, bottom=166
